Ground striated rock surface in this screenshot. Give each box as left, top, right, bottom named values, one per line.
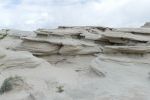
left=15, top=26, right=105, bottom=56
left=0, top=23, right=150, bottom=100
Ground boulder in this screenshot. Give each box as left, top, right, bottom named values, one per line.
left=141, top=22, right=150, bottom=28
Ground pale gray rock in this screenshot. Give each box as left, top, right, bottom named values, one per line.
left=141, top=22, right=150, bottom=28
left=101, top=31, right=150, bottom=43
left=1, top=25, right=150, bottom=100
left=104, top=45, right=150, bottom=53
left=0, top=48, right=43, bottom=70
left=59, top=45, right=102, bottom=55
left=35, top=28, right=83, bottom=36
left=17, top=40, right=60, bottom=56
left=6, top=29, right=36, bottom=37
left=90, top=55, right=150, bottom=100
left=0, top=35, right=23, bottom=49
left=115, top=28, right=150, bottom=34
left=16, top=30, right=100, bottom=55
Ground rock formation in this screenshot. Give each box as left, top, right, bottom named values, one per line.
left=0, top=23, right=150, bottom=100
left=142, top=22, right=150, bottom=28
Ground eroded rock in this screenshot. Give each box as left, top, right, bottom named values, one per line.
left=0, top=24, right=150, bottom=100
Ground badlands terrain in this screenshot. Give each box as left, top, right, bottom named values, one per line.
left=0, top=23, right=150, bottom=100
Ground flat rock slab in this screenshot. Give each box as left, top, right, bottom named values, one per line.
left=102, top=31, right=150, bottom=42
left=91, top=56, right=150, bottom=100
left=105, top=45, right=150, bottom=53
left=115, top=28, right=150, bottom=34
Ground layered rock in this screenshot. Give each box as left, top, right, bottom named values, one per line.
left=0, top=48, right=44, bottom=71
left=2, top=25, right=150, bottom=56
left=14, top=27, right=106, bottom=56
left=0, top=23, right=150, bottom=100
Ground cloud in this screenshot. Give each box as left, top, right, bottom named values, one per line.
left=0, top=0, right=149, bottom=30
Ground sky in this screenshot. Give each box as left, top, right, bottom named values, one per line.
left=0, top=0, right=150, bottom=30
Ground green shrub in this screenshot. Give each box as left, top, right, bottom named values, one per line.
left=0, top=34, right=7, bottom=39
left=56, top=86, right=64, bottom=93
left=0, top=76, right=22, bottom=94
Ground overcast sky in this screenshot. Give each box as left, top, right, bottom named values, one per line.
left=0, top=0, right=150, bottom=30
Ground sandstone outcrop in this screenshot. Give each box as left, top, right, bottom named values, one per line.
left=0, top=23, right=150, bottom=100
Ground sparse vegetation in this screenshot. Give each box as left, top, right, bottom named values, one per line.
left=0, top=76, right=23, bottom=94
left=0, top=34, right=7, bottom=39
left=56, top=86, right=64, bottom=93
